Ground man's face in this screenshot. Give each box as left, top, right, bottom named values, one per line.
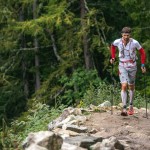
left=122, top=33, right=130, bottom=42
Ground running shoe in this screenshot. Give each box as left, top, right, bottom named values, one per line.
left=121, top=111, right=128, bottom=116
left=128, top=108, right=134, bottom=115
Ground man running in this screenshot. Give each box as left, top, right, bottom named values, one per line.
left=110, top=27, right=146, bottom=116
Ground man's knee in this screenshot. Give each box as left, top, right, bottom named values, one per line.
left=129, top=84, right=135, bottom=90
left=121, top=83, right=128, bottom=91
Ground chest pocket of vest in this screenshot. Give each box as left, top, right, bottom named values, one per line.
left=118, top=44, right=125, bottom=58
left=129, top=47, right=137, bottom=60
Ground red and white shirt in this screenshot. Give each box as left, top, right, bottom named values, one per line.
left=111, top=38, right=146, bottom=65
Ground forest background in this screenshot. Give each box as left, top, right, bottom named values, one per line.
left=0, top=0, right=150, bottom=149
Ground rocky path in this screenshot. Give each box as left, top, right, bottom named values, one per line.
left=23, top=105, right=150, bottom=150
left=85, top=109, right=150, bottom=150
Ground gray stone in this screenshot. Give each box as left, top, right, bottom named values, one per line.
left=98, top=101, right=111, bottom=107
left=25, top=145, right=48, bottom=150
left=65, top=125, right=88, bottom=133
left=99, top=136, right=124, bottom=150
left=48, top=115, right=76, bottom=130
left=64, top=136, right=103, bottom=148
left=119, top=140, right=131, bottom=150
left=61, top=142, right=87, bottom=150
left=90, top=142, right=101, bottom=150
left=22, top=131, right=63, bottom=150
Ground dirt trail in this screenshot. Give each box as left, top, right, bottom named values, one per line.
left=85, top=109, right=150, bottom=150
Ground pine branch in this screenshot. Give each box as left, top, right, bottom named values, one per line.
left=84, top=0, right=89, bottom=12
left=46, top=29, right=64, bottom=62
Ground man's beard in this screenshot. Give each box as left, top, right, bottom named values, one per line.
left=124, top=38, right=129, bottom=42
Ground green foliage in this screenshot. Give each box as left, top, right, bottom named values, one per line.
left=82, top=81, right=119, bottom=106
left=133, top=91, right=145, bottom=108
left=82, top=80, right=146, bottom=109
left=0, top=76, right=26, bottom=125
left=0, top=102, right=66, bottom=149
left=59, top=68, right=102, bottom=105
left=0, top=0, right=110, bottom=121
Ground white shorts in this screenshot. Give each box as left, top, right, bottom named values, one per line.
left=119, top=64, right=137, bottom=85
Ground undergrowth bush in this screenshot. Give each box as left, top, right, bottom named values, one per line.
left=59, top=68, right=102, bottom=105
left=82, top=80, right=146, bottom=108
left=58, top=68, right=146, bottom=108
left=81, top=81, right=120, bottom=107
left=0, top=102, right=66, bottom=149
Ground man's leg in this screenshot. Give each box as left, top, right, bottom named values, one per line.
left=128, top=84, right=135, bottom=115
left=121, top=83, right=128, bottom=112
left=128, top=66, right=137, bottom=115
left=129, top=84, right=134, bottom=107
left=119, top=66, right=128, bottom=115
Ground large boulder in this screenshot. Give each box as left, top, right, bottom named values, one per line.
left=22, top=131, right=63, bottom=150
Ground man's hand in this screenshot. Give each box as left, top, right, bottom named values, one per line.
left=141, top=64, right=146, bottom=73
left=110, top=58, right=115, bottom=64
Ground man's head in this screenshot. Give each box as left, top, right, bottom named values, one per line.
left=121, top=27, right=131, bottom=42
left=121, top=27, right=131, bottom=34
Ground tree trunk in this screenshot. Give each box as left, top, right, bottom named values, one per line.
left=33, top=0, right=40, bottom=91
left=19, top=7, right=29, bottom=99
left=80, top=0, right=94, bottom=70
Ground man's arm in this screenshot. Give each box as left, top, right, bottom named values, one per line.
left=139, top=48, right=146, bottom=73
left=110, top=44, right=116, bottom=64
left=139, top=48, right=146, bottom=64
left=111, top=44, right=116, bottom=59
